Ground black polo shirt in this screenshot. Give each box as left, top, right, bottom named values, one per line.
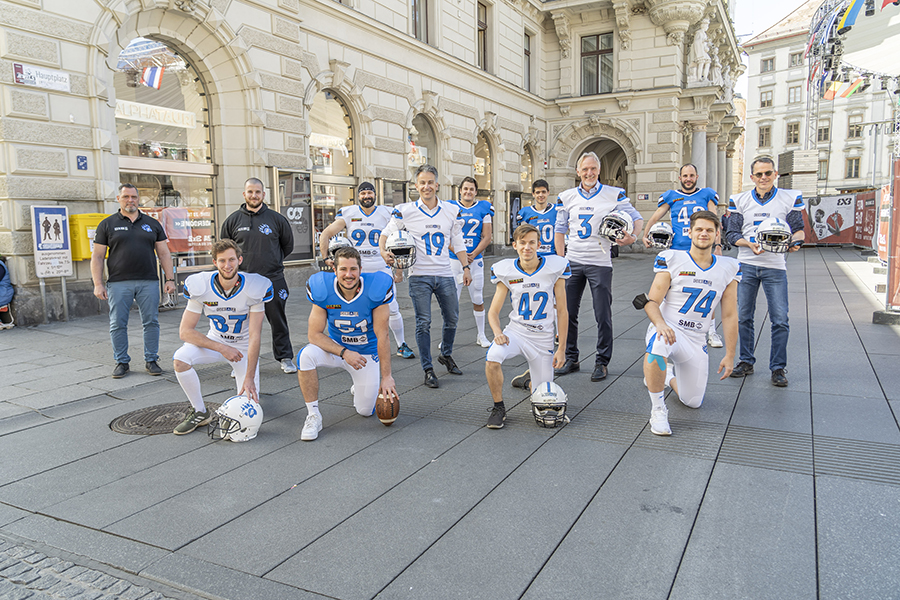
left=94, top=210, right=167, bottom=282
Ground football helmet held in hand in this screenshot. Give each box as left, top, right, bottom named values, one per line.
left=755, top=217, right=792, bottom=253
left=599, top=210, right=634, bottom=242
left=208, top=395, right=263, bottom=442
left=385, top=230, right=417, bottom=270
left=647, top=222, right=674, bottom=249
left=530, top=381, right=570, bottom=428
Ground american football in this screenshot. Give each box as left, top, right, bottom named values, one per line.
left=375, top=392, right=399, bottom=426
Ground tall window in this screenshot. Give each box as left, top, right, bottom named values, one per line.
left=760, top=90, right=773, bottom=108
left=477, top=2, right=488, bottom=71
left=412, top=0, right=428, bottom=43
left=524, top=33, right=532, bottom=92
left=581, top=34, right=613, bottom=96
left=790, top=53, right=803, bottom=67
left=308, top=90, right=353, bottom=177
left=817, top=120, right=830, bottom=142
left=846, top=157, right=860, bottom=178
left=789, top=86, right=802, bottom=104
left=758, top=125, right=771, bottom=148
left=848, top=114, right=863, bottom=138
left=818, top=159, right=828, bottom=179
left=761, top=58, right=774, bottom=72
left=786, top=122, right=800, bottom=145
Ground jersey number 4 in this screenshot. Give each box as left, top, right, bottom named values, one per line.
left=208, top=314, right=249, bottom=333
left=518, top=291, right=549, bottom=321
left=678, top=287, right=716, bottom=318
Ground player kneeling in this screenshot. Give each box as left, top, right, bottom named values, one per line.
left=642, top=211, right=740, bottom=436
left=172, top=239, right=272, bottom=437
left=297, top=246, right=398, bottom=441
left=485, top=224, right=570, bottom=429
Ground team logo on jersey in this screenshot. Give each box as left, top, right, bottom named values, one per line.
left=339, top=311, right=359, bottom=317
left=279, top=289, right=288, bottom=300
left=522, top=283, right=540, bottom=288
left=654, top=257, right=668, bottom=268
left=509, top=278, right=524, bottom=284
left=114, top=226, right=129, bottom=231
left=203, top=301, right=218, bottom=306
left=217, top=306, right=236, bottom=312
left=426, top=224, right=440, bottom=229
left=326, top=304, right=342, bottom=309
left=141, top=224, right=153, bottom=232
left=237, top=226, right=250, bottom=232
left=679, top=271, right=696, bottom=277
left=694, top=278, right=713, bottom=286
left=259, top=224, right=273, bottom=235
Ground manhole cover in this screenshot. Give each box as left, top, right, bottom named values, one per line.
left=109, top=402, right=221, bottom=435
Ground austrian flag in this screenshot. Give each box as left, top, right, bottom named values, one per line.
left=141, top=66, right=165, bottom=90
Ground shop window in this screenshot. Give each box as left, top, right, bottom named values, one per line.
left=521, top=146, right=534, bottom=190
left=474, top=132, right=493, bottom=193
left=409, top=115, right=437, bottom=170
left=308, top=90, right=354, bottom=177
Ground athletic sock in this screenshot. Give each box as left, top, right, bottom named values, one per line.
left=175, top=368, right=206, bottom=413
left=389, top=310, right=406, bottom=346
left=306, top=400, right=321, bottom=417
left=474, top=309, right=486, bottom=337
left=665, top=366, right=675, bottom=388
left=648, top=390, right=666, bottom=411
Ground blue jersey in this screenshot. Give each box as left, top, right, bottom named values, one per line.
left=516, top=204, right=558, bottom=256
left=449, top=199, right=494, bottom=260
left=306, top=270, right=394, bottom=355
left=657, top=188, right=719, bottom=250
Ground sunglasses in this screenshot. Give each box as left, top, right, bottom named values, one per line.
left=752, top=170, right=774, bottom=178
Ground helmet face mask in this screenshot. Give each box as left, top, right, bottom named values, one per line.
left=530, top=382, right=570, bottom=428
left=208, top=395, right=263, bottom=442
left=755, top=217, right=792, bottom=253
left=318, top=234, right=352, bottom=271
left=599, top=210, right=634, bottom=242
left=385, top=230, right=417, bottom=270
left=648, top=222, right=674, bottom=249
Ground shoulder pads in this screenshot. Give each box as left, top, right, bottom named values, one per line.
left=183, top=272, right=210, bottom=301
left=243, top=273, right=274, bottom=304
left=363, top=271, right=394, bottom=305
left=306, top=271, right=333, bottom=304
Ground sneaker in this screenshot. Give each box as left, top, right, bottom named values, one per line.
left=301, top=413, right=323, bottom=441
left=730, top=361, right=754, bottom=378
left=511, top=369, right=531, bottom=390
left=281, top=358, right=298, bottom=374
left=649, top=407, right=671, bottom=436
left=397, top=342, right=416, bottom=359
left=486, top=403, right=506, bottom=429
left=706, top=330, right=724, bottom=348
left=173, top=409, right=212, bottom=435
left=476, top=334, right=491, bottom=348
left=112, top=363, right=129, bottom=379
left=145, top=361, right=163, bottom=376
left=771, top=368, right=788, bottom=387
left=230, top=369, right=236, bottom=378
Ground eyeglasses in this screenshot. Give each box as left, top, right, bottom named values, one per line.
left=752, top=170, right=774, bottom=178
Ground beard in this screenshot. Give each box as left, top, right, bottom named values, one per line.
left=359, top=199, right=376, bottom=209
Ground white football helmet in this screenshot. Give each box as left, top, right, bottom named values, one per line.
left=328, top=234, right=352, bottom=257
left=755, top=217, right=792, bottom=253
left=385, top=230, right=417, bottom=270
left=208, top=395, right=263, bottom=442
left=599, top=210, right=634, bottom=242
left=530, top=381, right=570, bottom=428
left=647, top=222, right=674, bottom=249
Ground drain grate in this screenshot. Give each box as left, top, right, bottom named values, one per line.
left=718, top=426, right=814, bottom=475
left=814, top=435, right=900, bottom=486
left=109, top=402, right=221, bottom=435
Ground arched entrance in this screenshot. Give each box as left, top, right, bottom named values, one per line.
left=580, top=138, right=628, bottom=190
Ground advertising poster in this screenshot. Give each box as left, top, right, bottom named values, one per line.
left=888, top=160, right=900, bottom=310
left=877, top=183, right=891, bottom=264
left=853, top=191, right=877, bottom=249
left=808, top=194, right=856, bottom=244
left=142, top=206, right=214, bottom=253
left=31, top=206, right=74, bottom=278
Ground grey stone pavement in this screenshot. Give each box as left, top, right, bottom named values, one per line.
left=1, top=247, right=899, bottom=600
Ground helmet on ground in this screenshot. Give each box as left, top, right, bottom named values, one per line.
left=385, top=230, right=417, bottom=270
left=530, top=381, right=570, bottom=428
left=755, top=217, right=792, bottom=253
left=647, top=222, right=674, bottom=249
left=599, top=210, right=634, bottom=242
left=208, top=395, right=263, bottom=442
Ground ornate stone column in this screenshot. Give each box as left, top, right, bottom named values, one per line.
left=717, top=144, right=727, bottom=203
left=725, top=150, right=734, bottom=203
left=706, top=133, right=718, bottom=192
left=691, top=122, right=707, bottom=185
left=647, top=0, right=707, bottom=46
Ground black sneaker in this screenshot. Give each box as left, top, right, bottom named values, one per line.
left=112, top=363, right=129, bottom=378
left=437, top=354, right=462, bottom=375
left=145, top=361, right=163, bottom=376
left=730, top=361, right=754, bottom=378
left=487, top=403, right=506, bottom=429
left=771, top=368, right=788, bottom=387
left=511, top=369, right=531, bottom=389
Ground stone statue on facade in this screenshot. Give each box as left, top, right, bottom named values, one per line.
left=688, top=18, right=710, bottom=84
left=710, top=45, right=724, bottom=87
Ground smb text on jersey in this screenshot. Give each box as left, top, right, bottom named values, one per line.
left=517, top=204, right=558, bottom=256
left=338, top=205, right=392, bottom=272
left=306, top=270, right=394, bottom=355
left=448, top=199, right=493, bottom=260
left=183, top=272, right=274, bottom=346
left=658, top=188, right=719, bottom=250
left=727, top=187, right=804, bottom=270
left=491, top=255, right=571, bottom=341
left=383, top=200, right=466, bottom=276
left=654, top=250, right=741, bottom=338
left=557, top=184, right=631, bottom=267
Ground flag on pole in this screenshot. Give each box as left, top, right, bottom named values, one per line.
left=823, top=80, right=842, bottom=100
left=141, top=66, right=165, bottom=90
left=840, top=78, right=864, bottom=97
left=838, top=0, right=865, bottom=29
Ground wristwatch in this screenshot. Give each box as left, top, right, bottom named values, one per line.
left=463, top=265, right=471, bottom=270
left=165, top=278, right=175, bottom=282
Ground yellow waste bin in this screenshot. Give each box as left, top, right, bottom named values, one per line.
left=69, top=213, right=108, bottom=261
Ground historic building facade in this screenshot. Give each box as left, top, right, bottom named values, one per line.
left=0, top=0, right=742, bottom=324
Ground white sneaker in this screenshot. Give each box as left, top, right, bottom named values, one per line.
left=301, top=413, right=322, bottom=441
left=281, top=358, right=298, bottom=374
left=230, top=369, right=236, bottom=378
left=649, top=407, right=672, bottom=436
left=706, top=330, right=723, bottom=348
left=476, top=334, right=491, bottom=348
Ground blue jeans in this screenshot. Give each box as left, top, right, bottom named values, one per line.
left=107, top=280, right=160, bottom=364
left=737, top=264, right=789, bottom=371
left=408, top=275, right=459, bottom=371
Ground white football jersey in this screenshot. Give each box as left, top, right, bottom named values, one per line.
left=382, top=199, right=466, bottom=277
left=183, top=271, right=273, bottom=347
left=727, top=187, right=804, bottom=270
left=337, top=204, right=392, bottom=272
left=654, top=250, right=741, bottom=338
left=556, top=183, right=636, bottom=267
left=491, top=255, right=571, bottom=341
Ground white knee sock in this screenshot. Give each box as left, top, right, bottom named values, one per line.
left=306, top=400, right=320, bottom=417
left=389, top=311, right=406, bottom=346
left=474, top=309, right=486, bottom=337
left=648, top=390, right=666, bottom=411
left=175, top=369, right=206, bottom=412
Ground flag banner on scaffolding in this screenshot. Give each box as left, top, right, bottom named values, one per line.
left=823, top=80, right=842, bottom=100
left=840, top=78, right=865, bottom=97
left=838, top=0, right=865, bottom=29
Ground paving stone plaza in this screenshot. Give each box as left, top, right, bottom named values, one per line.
left=1, top=248, right=899, bottom=600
